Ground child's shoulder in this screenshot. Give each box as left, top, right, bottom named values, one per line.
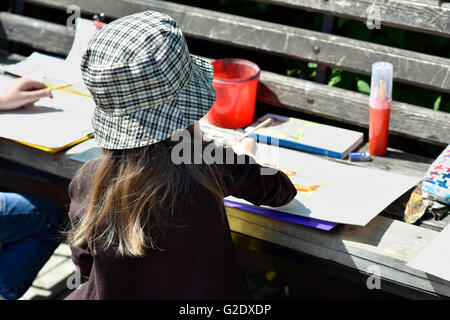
left=76, top=158, right=102, bottom=181
left=69, top=158, right=102, bottom=199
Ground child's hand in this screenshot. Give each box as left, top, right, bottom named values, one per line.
left=230, top=137, right=257, bottom=158
left=0, top=78, right=53, bottom=111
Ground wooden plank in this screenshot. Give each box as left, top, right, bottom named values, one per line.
left=1, top=16, right=448, bottom=147
left=32, top=260, right=76, bottom=290
left=231, top=231, right=445, bottom=299
left=36, top=255, right=67, bottom=278
left=313, top=142, right=434, bottom=180
left=0, top=137, right=82, bottom=179
left=258, top=0, right=450, bottom=38
left=314, top=15, right=334, bottom=84
left=0, top=11, right=74, bottom=56
left=258, top=70, right=450, bottom=146
left=17, top=0, right=450, bottom=92
left=226, top=207, right=450, bottom=298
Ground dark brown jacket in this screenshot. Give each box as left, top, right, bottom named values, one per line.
left=66, top=151, right=296, bottom=300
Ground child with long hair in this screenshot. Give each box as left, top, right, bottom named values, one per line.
left=66, top=11, right=296, bottom=300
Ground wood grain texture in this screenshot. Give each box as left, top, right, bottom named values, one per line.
left=0, top=137, right=82, bottom=179
left=258, top=0, right=450, bottom=37
left=0, top=12, right=74, bottom=56
left=1, top=12, right=449, bottom=146
left=328, top=142, right=434, bottom=177
left=18, top=0, right=450, bottom=92
left=226, top=207, right=450, bottom=298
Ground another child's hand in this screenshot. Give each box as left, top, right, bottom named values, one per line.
left=0, top=78, right=53, bottom=111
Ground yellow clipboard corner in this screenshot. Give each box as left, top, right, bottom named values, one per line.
left=14, top=134, right=94, bottom=154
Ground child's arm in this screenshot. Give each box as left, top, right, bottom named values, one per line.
left=221, top=148, right=297, bottom=207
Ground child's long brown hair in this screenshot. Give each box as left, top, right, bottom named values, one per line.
left=68, top=128, right=228, bottom=257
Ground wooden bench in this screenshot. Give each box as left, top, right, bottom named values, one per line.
left=0, top=0, right=449, bottom=299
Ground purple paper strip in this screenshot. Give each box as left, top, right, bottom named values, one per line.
left=224, top=200, right=338, bottom=231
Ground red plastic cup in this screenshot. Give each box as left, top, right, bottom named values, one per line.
left=206, top=59, right=260, bottom=129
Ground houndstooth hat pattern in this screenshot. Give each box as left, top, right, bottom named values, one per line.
left=81, top=11, right=216, bottom=149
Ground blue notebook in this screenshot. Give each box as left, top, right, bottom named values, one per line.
left=244, top=113, right=363, bottom=159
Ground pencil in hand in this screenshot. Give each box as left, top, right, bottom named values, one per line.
left=46, top=84, right=72, bottom=91
left=238, top=118, right=272, bottom=142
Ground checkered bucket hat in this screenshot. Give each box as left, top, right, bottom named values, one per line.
left=81, top=11, right=216, bottom=149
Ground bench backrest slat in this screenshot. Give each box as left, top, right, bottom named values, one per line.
left=0, top=12, right=73, bottom=55
left=259, top=0, right=450, bottom=38
left=20, top=0, right=450, bottom=93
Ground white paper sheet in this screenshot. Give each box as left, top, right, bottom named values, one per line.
left=2, top=52, right=65, bottom=81
left=64, top=18, right=106, bottom=86
left=226, top=143, right=420, bottom=226
left=66, top=18, right=103, bottom=65
left=407, top=225, right=450, bottom=281
left=0, top=76, right=95, bottom=149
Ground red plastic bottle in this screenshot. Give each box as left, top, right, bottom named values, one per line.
left=368, top=62, right=393, bottom=156
left=369, top=101, right=391, bottom=156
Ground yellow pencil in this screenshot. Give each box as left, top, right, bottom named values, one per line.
left=46, top=84, right=72, bottom=91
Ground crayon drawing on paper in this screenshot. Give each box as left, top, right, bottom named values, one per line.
left=226, top=143, right=420, bottom=226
